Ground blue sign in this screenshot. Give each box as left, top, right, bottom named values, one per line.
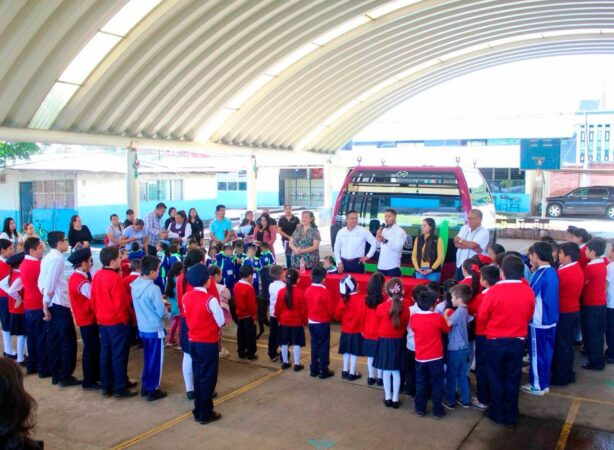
left=520, top=138, right=561, bottom=170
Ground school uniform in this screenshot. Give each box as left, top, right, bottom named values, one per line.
left=183, top=287, right=225, bottom=422
left=468, top=288, right=490, bottom=405
left=242, top=258, right=262, bottom=295
left=176, top=273, right=193, bottom=354
left=123, top=272, right=140, bottom=344
left=7, top=270, right=26, bottom=335
left=0, top=256, right=13, bottom=357
left=552, top=262, right=583, bottom=385
left=479, top=280, right=535, bottom=426
left=403, top=304, right=420, bottom=396
left=409, top=309, right=449, bottom=416
left=373, top=300, right=410, bottom=370
left=362, top=306, right=379, bottom=359
left=306, top=283, right=335, bottom=376
left=40, top=248, right=78, bottom=385
left=275, top=286, right=307, bottom=347
left=68, top=270, right=100, bottom=388
left=216, top=253, right=237, bottom=292
left=234, top=280, right=258, bottom=358
left=21, top=256, right=49, bottom=376
left=267, top=280, right=285, bottom=359
left=259, top=251, right=276, bottom=300
left=527, top=265, right=559, bottom=392
left=335, top=292, right=366, bottom=356
left=90, top=268, right=133, bottom=395
left=326, top=266, right=339, bottom=274
left=581, top=259, right=607, bottom=370
left=606, top=262, right=614, bottom=362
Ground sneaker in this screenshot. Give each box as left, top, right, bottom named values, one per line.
left=147, top=389, right=168, bottom=402
left=457, top=400, right=470, bottom=409
left=186, top=391, right=195, bottom=400
left=442, top=402, right=456, bottom=411
left=367, top=377, right=376, bottom=386
left=521, top=384, right=549, bottom=396
left=341, top=371, right=349, bottom=380
left=319, top=370, right=334, bottom=379
left=219, top=348, right=230, bottom=359
left=293, top=364, right=304, bottom=372
left=376, top=378, right=383, bottom=386
left=348, top=372, right=361, bottom=381
left=281, top=363, right=291, bottom=370
left=471, top=398, right=488, bottom=410
left=199, top=412, right=222, bottom=425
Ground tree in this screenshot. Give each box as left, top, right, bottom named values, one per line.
left=0, top=141, right=41, bottom=168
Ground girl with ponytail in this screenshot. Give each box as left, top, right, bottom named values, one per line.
left=373, top=278, right=410, bottom=409
left=274, top=269, right=307, bottom=371
left=334, top=275, right=365, bottom=381
left=460, top=257, right=483, bottom=300
left=362, top=272, right=386, bottom=385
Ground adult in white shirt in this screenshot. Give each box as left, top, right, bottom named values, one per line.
left=334, top=211, right=377, bottom=274
left=267, top=265, right=285, bottom=362
left=453, top=209, right=490, bottom=280
left=38, top=231, right=80, bottom=386
left=375, top=209, right=408, bottom=277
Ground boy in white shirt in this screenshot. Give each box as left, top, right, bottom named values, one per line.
left=267, top=265, right=285, bottom=362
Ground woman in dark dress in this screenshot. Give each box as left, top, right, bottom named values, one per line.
left=68, top=215, right=93, bottom=249
left=188, top=208, right=204, bottom=242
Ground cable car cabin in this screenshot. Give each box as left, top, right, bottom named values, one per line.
left=331, top=166, right=496, bottom=280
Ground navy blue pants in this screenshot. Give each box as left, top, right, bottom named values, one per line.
left=190, top=342, right=219, bottom=422
left=474, top=335, right=490, bottom=404
left=268, top=316, right=279, bottom=359
left=237, top=317, right=257, bottom=358
left=0, top=296, right=10, bottom=332
left=415, top=359, right=444, bottom=416
left=99, top=323, right=131, bottom=394
left=605, top=308, right=614, bottom=360
left=140, top=331, right=164, bottom=394
left=378, top=267, right=402, bottom=277
left=25, top=309, right=49, bottom=375
left=308, top=323, right=331, bottom=375
left=403, top=348, right=416, bottom=396
left=340, top=259, right=365, bottom=274
left=528, top=325, right=556, bottom=391
left=47, top=304, right=77, bottom=382
left=454, top=267, right=464, bottom=281
left=552, top=312, right=579, bottom=385
left=80, top=324, right=100, bottom=387
left=581, top=305, right=606, bottom=369
left=260, top=267, right=271, bottom=300
left=486, top=338, right=524, bottom=426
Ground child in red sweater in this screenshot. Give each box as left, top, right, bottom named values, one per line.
left=305, top=266, right=335, bottom=379
left=275, top=269, right=307, bottom=371
left=581, top=238, right=607, bottom=371
left=362, top=272, right=386, bottom=386
left=335, top=275, right=365, bottom=381
left=234, top=265, right=258, bottom=360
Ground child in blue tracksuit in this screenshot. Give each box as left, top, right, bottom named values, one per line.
left=216, top=243, right=238, bottom=292
left=259, top=243, right=275, bottom=300
left=131, top=255, right=170, bottom=401
left=243, top=245, right=262, bottom=295
left=524, top=242, right=559, bottom=395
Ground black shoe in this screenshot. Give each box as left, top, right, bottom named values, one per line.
left=51, top=377, right=59, bottom=385
left=341, top=371, right=349, bottom=380
left=186, top=391, right=195, bottom=400
left=147, top=389, right=168, bottom=402
left=27, top=369, right=38, bottom=375
left=82, top=382, right=102, bottom=391
left=367, top=377, right=376, bottom=386
left=199, top=412, right=222, bottom=425
left=102, top=389, right=113, bottom=398
left=38, top=372, right=51, bottom=379
left=384, top=399, right=392, bottom=408
left=18, top=359, right=28, bottom=367
left=581, top=363, right=603, bottom=371
left=376, top=378, right=383, bottom=386
left=415, top=410, right=425, bottom=417
left=113, top=390, right=138, bottom=399
left=348, top=372, right=361, bottom=381
left=238, top=355, right=247, bottom=360
left=281, top=363, right=291, bottom=370
left=3, top=352, right=16, bottom=359
left=247, top=355, right=258, bottom=361
left=392, top=401, right=400, bottom=409
left=310, top=371, right=318, bottom=377
left=605, top=357, right=614, bottom=365
left=433, top=413, right=445, bottom=420
left=127, top=379, right=138, bottom=389
left=319, top=370, right=334, bottom=379
left=140, top=387, right=148, bottom=397
left=293, top=364, right=304, bottom=372
left=59, top=376, right=82, bottom=387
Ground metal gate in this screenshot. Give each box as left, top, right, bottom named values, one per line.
left=19, top=182, right=33, bottom=227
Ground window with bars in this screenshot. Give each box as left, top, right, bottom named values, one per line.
left=479, top=168, right=525, bottom=193
left=33, top=180, right=75, bottom=209
left=139, top=180, right=183, bottom=202
left=217, top=171, right=247, bottom=191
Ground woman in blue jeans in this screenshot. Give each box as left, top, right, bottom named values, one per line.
left=412, top=218, right=444, bottom=282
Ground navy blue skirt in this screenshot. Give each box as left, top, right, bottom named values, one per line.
left=180, top=316, right=190, bottom=354
left=338, top=332, right=363, bottom=355
left=362, top=337, right=378, bottom=358
left=373, top=337, right=406, bottom=371
left=0, top=297, right=10, bottom=332
left=10, top=313, right=25, bottom=336
left=279, top=325, right=305, bottom=347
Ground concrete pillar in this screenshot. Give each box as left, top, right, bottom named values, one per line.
left=126, top=147, right=140, bottom=217
left=323, top=157, right=333, bottom=208
left=247, top=154, right=257, bottom=211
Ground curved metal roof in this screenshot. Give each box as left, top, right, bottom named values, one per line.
left=1, top=0, right=613, bottom=154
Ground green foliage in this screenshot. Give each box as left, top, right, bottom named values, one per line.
left=0, top=141, right=41, bottom=168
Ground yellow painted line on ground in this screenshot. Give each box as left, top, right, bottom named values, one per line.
left=112, top=369, right=283, bottom=450
left=549, top=391, right=614, bottom=407
left=555, top=399, right=580, bottom=450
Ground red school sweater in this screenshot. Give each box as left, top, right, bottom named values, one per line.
left=557, top=262, right=583, bottom=313
left=582, top=260, right=607, bottom=307
left=68, top=272, right=95, bottom=327
left=305, top=283, right=335, bottom=323
left=334, top=292, right=366, bottom=333
left=410, top=311, right=450, bottom=362
left=275, top=286, right=307, bottom=327
left=376, top=299, right=410, bottom=339
left=20, top=257, right=42, bottom=310
left=234, top=280, right=257, bottom=319
left=478, top=280, right=535, bottom=339
left=90, top=268, right=132, bottom=326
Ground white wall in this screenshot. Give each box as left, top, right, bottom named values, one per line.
left=0, top=169, right=78, bottom=210
left=181, top=174, right=217, bottom=201
left=77, top=172, right=125, bottom=206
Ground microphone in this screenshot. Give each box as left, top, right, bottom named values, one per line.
left=380, top=223, right=386, bottom=230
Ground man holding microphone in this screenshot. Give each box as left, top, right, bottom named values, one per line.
left=334, top=211, right=377, bottom=274
left=375, top=209, right=407, bottom=277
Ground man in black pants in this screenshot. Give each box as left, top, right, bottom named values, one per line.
left=277, top=205, right=299, bottom=268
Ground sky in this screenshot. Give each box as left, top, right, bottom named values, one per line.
left=355, top=55, right=614, bottom=140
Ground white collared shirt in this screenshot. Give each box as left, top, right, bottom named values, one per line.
left=558, top=261, right=578, bottom=271
left=268, top=280, right=285, bottom=317
left=334, top=225, right=377, bottom=262
left=377, top=223, right=407, bottom=271
left=607, top=261, right=614, bottom=309
left=194, top=287, right=225, bottom=327
left=38, top=249, right=70, bottom=308
left=1, top=273, right=22, bottom=302
left=455, top=224, right=489, bottom=268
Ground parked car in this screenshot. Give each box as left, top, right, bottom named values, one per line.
left=546, top=186, right=614, bottom=220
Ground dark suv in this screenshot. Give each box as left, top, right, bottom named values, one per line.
left=546, top=186, right=614, bottom=220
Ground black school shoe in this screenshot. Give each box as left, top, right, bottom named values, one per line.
left=247, top=355, right=258, bottom=361
left=293, top=364, right=304, bottom=372
left=82, top=382, right=102, bottom=391
left=199, top=412, right=222, bottom=425
left=113, top=390, right=138, bottom=399
left=147, top=389, right=168, bottom=402
left=383, top=399, right=393, bottom=408
left=281, top=363, right=291, bottom=370
left=367, top=377, right=376, bottom=386
left=3, top=352, right=16, bottom=359
left=581, top=363, right=604, bottom=371
left=391, top=401, right=400, bottom=409
left=102, top=389, right=113, bottom=398
left=341, top=371, right=349, bottom=379
left=376, top=378, right=383, bottom=386
left=127, top=379, right=138, bottom=389
left=348, top=372, right=361, bottom=381
left=59, top=376, right=82, bottom=387
left=319, top=370, right=334, bottom=379
left=51, top=377, right=59, bottom=385
left=186, top=391, right=195, bottom=400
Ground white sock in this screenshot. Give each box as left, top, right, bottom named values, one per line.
left=293, top=346, right=301, bottom=365
left=16, top=335, right=26, bottom=362
left=350, top=354, right=358, bottom=375
left=383, top=370, right=392, bottom=400
left=182, top=353, right=194, bottom=392
left=343, top=353, right=350, bottom=372
left=377, top=369, right=383, bottom=378
left=367, top=357, right=375, bottom=378
left=24, top=337, right=28, bottom=356
left=392, top=371, right=401, bottom=402
left=2, top=331, right=14, bottom=355
left=281, top=345, right=289, bottom=363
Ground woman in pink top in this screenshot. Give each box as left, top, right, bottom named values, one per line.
left=251, top=215, right=277, bottom=250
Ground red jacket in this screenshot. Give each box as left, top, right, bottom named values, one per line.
left=305, top=284, right=335, bottom=323
left=361, top=306, right=380, bottom=340
left=8, top=270, right=24, bottom=314
left=234, top=280, right=257, bottom=319
left=410, top=311, right=450, bottom=361
left=0, top=259, right=9, bottom=298
left=479, top=280, right=535, bottom=339
left=68, top=272, right=95, bottom=326
left=275, top=286, right=307, bottom=327
left=582, top=260, right=607, bottom=306
left=558, top=262, right=583, bottom=313
left=334, top=293, right=366, bottom=333
left=376, top=299, right=410, bottom=338
left=90, top=268, right=132, bottom=326
left=20, top=257, right=42, bottom=310
left=183, top=289, right=220, bottom=343
left=460, top=276, right=482, bottom=299
left=468, top=288, right=488, bottom=336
